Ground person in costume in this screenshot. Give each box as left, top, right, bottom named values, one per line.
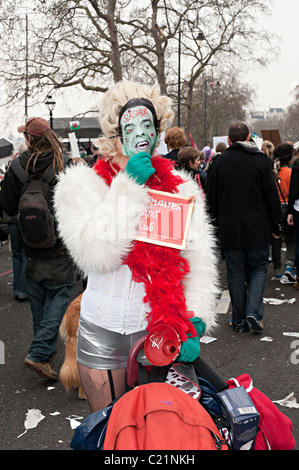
left=54, top=81, right=219, bottom=412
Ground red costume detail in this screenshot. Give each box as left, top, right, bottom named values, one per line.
left=94, top=156, right=196, bottom=341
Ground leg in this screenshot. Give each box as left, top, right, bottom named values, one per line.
left=25, top=254, right=75, bottom=363
left=25, top=258, right=45, bottom=335
left=77, top=363, right=125, bottom=412
left=29, top=282, right=75, bottom=362
left=282, top=205, right=296, bottom=281
left=245, top=245, right=269, bottom=329
left=223, top=248, right=248, bottom=331
left=271, top=235, right=282, bottom=277
left=8, top=223, right=27, bottom=299
left=293, top=209, right=299, bottom=289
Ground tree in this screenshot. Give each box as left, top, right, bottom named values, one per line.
left=181, top=71, right=254, bottom=148
left=0, top=0, right=275, bottom=131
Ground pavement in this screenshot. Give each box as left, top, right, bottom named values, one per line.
left=0, top=240, right=298, bottom=451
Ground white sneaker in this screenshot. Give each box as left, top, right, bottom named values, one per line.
left=280, top=274, right=295, bottom=285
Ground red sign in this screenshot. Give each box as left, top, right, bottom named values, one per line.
left=135, top=190, right=195, bottom=250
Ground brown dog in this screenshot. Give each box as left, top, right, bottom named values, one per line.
left=59, top=293, right=86, bottom=399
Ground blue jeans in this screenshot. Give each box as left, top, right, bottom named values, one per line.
left=8, top=223, right=27, bottom=298
left=223, top=245, right=269, bottom=325
left=25, top=253, right=76, bottom=362
left=271, top=205, right=295, bottom=274
left=294, top=209, right=299, bottom=274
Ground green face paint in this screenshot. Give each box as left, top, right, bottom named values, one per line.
left=120, top=105, right=159, bottom=158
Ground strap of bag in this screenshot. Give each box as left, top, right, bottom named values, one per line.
left=276, top=180, right=287, bottom=205
left=10, top=158, right=30, bottom=184
left=11, top=154, right=70, bottom=185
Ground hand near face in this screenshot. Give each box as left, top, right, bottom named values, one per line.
left=125, top=151, right=155, bottom=185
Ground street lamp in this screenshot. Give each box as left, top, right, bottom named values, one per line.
left=45, top=95, right=56, bottom=130
left=177, top=29, right=205, bottom=127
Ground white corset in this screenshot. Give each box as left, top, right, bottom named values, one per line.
left=80, top=266, right=148, bottom=334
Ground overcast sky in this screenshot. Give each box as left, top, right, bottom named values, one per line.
left=1, top=0, right=298, bottom=140
left=248, top=0, right=299, bottom=110
left=32, top=0, right=299, bottom=115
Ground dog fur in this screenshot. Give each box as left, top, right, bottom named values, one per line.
left=59, top=293, right=86, bottom=399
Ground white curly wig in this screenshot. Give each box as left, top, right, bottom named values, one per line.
left=98, top=80, right=174, bottom=157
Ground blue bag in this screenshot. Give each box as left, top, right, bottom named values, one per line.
left=198, top=376, right=224, bottom=419
left=70, top=405, right=113, bottom=450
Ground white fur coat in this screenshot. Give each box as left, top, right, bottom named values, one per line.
left=53, top=163, right=219, bottom=333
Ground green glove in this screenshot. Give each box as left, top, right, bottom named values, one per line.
left=178, top=335, right=200, bottom=363
left=125, top=152, right=155, bottom=185
left=177, top=317, right=206, bottom=363
left=190, top=317, right=206, bottom=337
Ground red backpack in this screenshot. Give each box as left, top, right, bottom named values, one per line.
left=103, top=382, right=228, bottom=450
left=227, top=374, right=296, bottom=450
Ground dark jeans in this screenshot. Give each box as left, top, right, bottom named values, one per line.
left=271, top=205, right=295, bottom=275
left=8, top=223, right=27, bottom=298
left=25, top=253, right=76, bottom=363
left=223, top=245, right=269, bottom=325
left=294, top=209, right=299, bottom=275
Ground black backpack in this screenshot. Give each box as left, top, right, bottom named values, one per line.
left=10, top=157, right=59, bottom=249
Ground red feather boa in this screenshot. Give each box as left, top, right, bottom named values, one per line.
left=94, top=156, right=196, bottom=341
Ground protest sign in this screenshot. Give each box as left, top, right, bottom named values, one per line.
left=136, top=189, right=195, bottom=250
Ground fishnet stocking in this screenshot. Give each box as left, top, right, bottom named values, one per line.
left=78, top=362, right=126, bottom=413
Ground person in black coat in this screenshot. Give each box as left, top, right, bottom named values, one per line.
left=287, top=153, right=299, bottom=289
left=163, top=127, right=187, bottom=163
left=0, top=117, right=76, bottom=381
left=205, top=122, right=282, bottom=333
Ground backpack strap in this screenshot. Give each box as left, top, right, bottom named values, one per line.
left=193, top=356, right=228, bottom=392
left=10, top=154, right=71, bottom=185
left=10, top=157, right=30, bottom=184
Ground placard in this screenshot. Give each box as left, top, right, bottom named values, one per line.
left=261, top=129, right=281, bottom=147
left=135, top=189, right=195, bottom=250
left=68, top=132, right=80, bottom=158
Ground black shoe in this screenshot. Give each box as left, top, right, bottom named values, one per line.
left=247, top=316, right=263, bottom=331
left=14, top=295, right=28, bottom=302
left=229, top=318, right=249, bottom=333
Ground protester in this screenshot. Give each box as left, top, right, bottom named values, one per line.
left=0, top=117, right=76, bottom=381
left=287, top=150, right=299, bottom=289
left=261, top=140, right=274, bottom=160
left=198, top=150, right=207, bottom=171
left=1, top=145, right=28, bottom=301
left=54, top=80, right=219, bottom=412
left=87, top=139, right=101, bottom=167
left=205, top=142, right=227, bottom=173
left=206, top=122, right=282, bottom=332
left=271, top=143, right=296, bottom=282
left=2, top=210, right=27, bottom=301
left=177, top=145, right=206, bottom=190
left=163, top=126, right=187, bottom=162
left=202, top=145, right=212, bottom=163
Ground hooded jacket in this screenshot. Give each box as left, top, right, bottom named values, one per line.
left=288, top=158, right=299, bottom=213
left=205, top=141, right=282, bottom=250
left=0, top=150, right=72, bottom=258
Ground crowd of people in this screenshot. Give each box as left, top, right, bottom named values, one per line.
left=0, top=81, right=298, bottom=416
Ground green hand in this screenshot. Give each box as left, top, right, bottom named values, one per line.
left=125, top=151, right=155, bottom=185
left=177, top=317, right=206, bottom=363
